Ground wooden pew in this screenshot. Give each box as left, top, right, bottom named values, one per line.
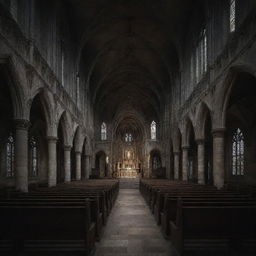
left=0, top=179, right=120, bottom=255
left=152, top=189, right=233, bottom=223
left=161, top=195, right=255, bottom=237
left=0, top=200, right=95, bottom=256
left=169, top=199, right=256, bottom=255
left=16, top=192, right=107, bottom=226
left=0, top=196, right=103, bottom=241
left=140, top=179, right=256, bottom=255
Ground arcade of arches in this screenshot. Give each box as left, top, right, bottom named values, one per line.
left=0, top=0, right=256, bottom=193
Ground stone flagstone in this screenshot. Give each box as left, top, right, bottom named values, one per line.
left=94, top=189, right=178, bottom=256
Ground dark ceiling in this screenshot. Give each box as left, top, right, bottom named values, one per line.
left=66, top=0, right=192, bottom=122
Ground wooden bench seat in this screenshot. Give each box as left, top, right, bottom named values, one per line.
left=161, top=197, right=256, bottom=237
left=156, top=192, right=250, bottom=225
left=15, top=192, right=108, bottom=225
left=140, top=179, right=256, bottom=255
left=153, top=190, right=244, bottom=223
left=0, top=196, right=103, bottom=240
left=0, top=179, right=119, bottom=255
left=0, top=202, right=95, bottom=256
left=170, top=201, right=256, bottom=255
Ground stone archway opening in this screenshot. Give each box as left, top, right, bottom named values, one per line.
left=29, top=93, right=48, bottom=185
left=225, top=72, right=256, bottom=185
left=112, top=116, right=144, bottom=179
left=150, top=149, right=163, bottom=178
left=95, top=151, right=107, bottom=178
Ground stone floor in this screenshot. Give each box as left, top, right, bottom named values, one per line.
left=94, top=189, right=178, bottom=256
left=118, top=178, right=140, bottom=189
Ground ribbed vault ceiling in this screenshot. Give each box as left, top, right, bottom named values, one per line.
left=66, top=0, right=192, bottom=121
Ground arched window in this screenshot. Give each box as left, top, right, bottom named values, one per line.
left=10, top=0, right=18, bottom=22
left=30, top=137, right=38, bottom=177
left=152, top=155, right=161, bottom=170
left=125, top=133, right=132, bottom=142
left=232, top=128, right=244, bottom=175
left=195, top=28, right=207, bottom=83
left=230, top=0, right=236, bottom=32
left=101, top=122, right=107, bottom=140
left=6, top=133, right=15, bottom=177
left=151, top=121, right=156, bottom=140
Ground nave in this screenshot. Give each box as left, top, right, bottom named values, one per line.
left=0, top=1, right=256, bottom=255
left=0, top=177, right=256, bottom=256
left=94, top=188, right=177, bottom=256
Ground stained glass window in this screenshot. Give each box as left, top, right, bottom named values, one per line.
left=6, top=133, right=15, bottom=177
left=125, top=133, right=132, bottom=142
left=232, top=128, right=244, bottom=175
left=230, top=0, right=236, bottom=32
left=195, top=28, right=207, bottom=84
left=151, top=121, right=156, bottom=140
left=30, top=137, right=38, bottom=177
left=101, top=122, right=107, bottom=140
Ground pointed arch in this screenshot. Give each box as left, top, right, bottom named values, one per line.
left=57, top=111, right=73, bottom=146
left=29, top=92, right=49, bottom=180
left=0, top=57, right=27, bottom=119
left=73, top=126, right=83, bottom=153
left=149, top=149, right=163, bottom=177
left=29, top=89, right=55, bottom=137
left=182, top=117, right=195, bottom=147
left=95, top=150, right=107, bottom=178
left=213, top=65, right=256, bottom=129
left=173, top=126, right=182, bottom=153
left=195, top=101, right=212, bottom=140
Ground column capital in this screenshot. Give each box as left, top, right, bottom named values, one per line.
left=64, top=145, right=72, bottom=151
left=212, top=128, right=226, bottom=138
left=75, top=151, right=82, bottom=155
left=46, top=136, right=58, bottom=142
left=14, top=119, right=30, bottom=130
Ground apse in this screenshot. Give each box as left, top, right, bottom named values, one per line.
left=112, top=115, right=145, bottom=178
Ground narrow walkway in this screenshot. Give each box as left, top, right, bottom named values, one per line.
left=94, top=189, right=178, bottom=256
left=118, top=178, right=139, bottom=189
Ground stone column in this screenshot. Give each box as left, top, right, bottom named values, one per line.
left=14, top=119, right=30, bottom=192
left=174, top=152, right=180, bottom=180
left=47, top=136, right=58, bottom=187
left=85, top=155, right=90, bottom=179
left=64, top=146, right=71, bottom=182
left=75, top=151, right=82, bottom=180
left=182, top=146, right=189, bottom=181
left=197, top=139, right=205, bottom=185
left=212, top=129, right=225, bottom=189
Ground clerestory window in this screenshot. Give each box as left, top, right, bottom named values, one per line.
left=232, top=128, right=244, bottom=176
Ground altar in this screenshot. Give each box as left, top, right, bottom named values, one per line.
left=118, top=168, right=139, bottom=178
left=115, top=143, right=141, bottom=178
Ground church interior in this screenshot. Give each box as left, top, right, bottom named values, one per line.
left=0, top=0, right=256, bottom=255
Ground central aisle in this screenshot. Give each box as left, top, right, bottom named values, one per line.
left=94, top=189, right=178, bottom=256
